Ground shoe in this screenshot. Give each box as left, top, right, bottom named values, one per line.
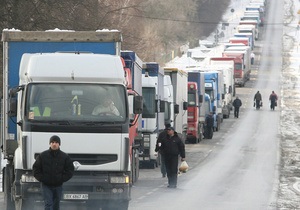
left=162, top=174, right=166, bottom=178
left=167, top=185, right=177, bottom=188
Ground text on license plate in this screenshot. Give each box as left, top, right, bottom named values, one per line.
left=63, top=194, right=88, bottom=200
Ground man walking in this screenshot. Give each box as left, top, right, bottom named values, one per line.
left=269, top=91, right=278, bottom=110
left=160, top=127, right=185, bottom=188
left=254, top=91, right=262, bottom=109
left=33, top=135, right=74, bottom=210
left=204, top=112, right=214, bottom=139
left=155, top=123, right=171, bottom=177
left=232, top=96, right=242, bottom=118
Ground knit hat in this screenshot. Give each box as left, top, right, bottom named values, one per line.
left=166, top=127, right=175, bottom=131
left=49, top=135, right=61, bottom=145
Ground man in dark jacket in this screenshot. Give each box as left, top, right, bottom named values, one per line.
left=254, top=91, right=262, bottom=109
left=269, top=91, right=278, bottom=110
left=160, top=127, right=185, bottom=188
left=155, top=123, right=171, bottom=177
left=204, top=112, right=214, bottom=139
left=33, top=135, right=74, bottom=210
left=232, top=96, right=242, bottom=118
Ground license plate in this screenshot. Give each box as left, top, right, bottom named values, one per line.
left=63, top=194, right=88, bottom=200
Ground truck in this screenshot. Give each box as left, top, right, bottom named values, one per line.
left=186, top=72, right=205, bottom=143
left=229, top=37, right=250, bottom=48
left=222, top=51, right=249, bottom=87
left=120, top=50, right=144, bottom=183
left=233, top=32, right=255, bottom=49
left=202, top=70, right=223, bottom=131
left=1, top=30, right=143, bottom=210
left=140, top=62, right=165, bottom=169
left=223, top=46, right=251, bottom=85
left=236, top=24, right=259, bottom=40
left=163, top=67, right=188, bottom=141
left=209, top=57, right=236, bottom=118
left=163, top=75, right=174, bottom=126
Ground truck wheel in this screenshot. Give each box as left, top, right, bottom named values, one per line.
left=100, top=200, right=129, bottom=210
left=109, top=200, right=129, bottom=210
left=15, top=198, right=34, bottom=210
left=87, top=201, right=101, bottom=210
left=4, top=166, right=15, bottom=210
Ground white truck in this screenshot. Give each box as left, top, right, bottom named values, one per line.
left=164, top=67, right=188, bottom=140
left=140, top=62, right=165, bottom=168
left=1, top=30, right=143, bottom=210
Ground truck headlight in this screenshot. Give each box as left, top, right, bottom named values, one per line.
left=21, top=174, right=39, bottom=183
left=110, top=176, right=129, bottom=184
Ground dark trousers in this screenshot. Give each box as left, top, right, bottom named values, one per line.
left=164, top=155, right=179, bottom=186
left=204, top=126, right=213, bottom=139
left=234, top=107, right=240, bottom=118
left=270, top=100, right=276, bottom=110
left=255, top=100, right=261, bottom=109
left=42, top=183, right=62, bottom=210
left=160, top=153, right=166, bottom=176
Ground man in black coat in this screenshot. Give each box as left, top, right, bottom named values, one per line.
left=33, top=135, right=74, bottom=210
left=159, top=127, right=185, bottom=188
left=232, top=96, right=242, bottom=118
left=204, top=112, right=214, bottom=139
left=155, top=123, right=171, bottom=177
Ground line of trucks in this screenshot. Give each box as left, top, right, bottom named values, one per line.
left=0, top=1, right=265, bottom=207
left=0, top=29, right=214, bottom=210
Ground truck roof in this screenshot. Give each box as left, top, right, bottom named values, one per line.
left=19, top=53, right=126, bottom=84
left=163, top=67, right=188, bottom=76
left=2, top=30, right=122, bottom=42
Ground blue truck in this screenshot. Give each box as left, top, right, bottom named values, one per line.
left=202, top=71, right=224, bottom=132
left=1, top=30, right=143, bottom=210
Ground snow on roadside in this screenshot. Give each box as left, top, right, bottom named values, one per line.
left=278, top=0, right=300, bottom=209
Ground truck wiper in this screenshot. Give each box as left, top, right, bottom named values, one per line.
left=46, top=120, right=71, bottom=125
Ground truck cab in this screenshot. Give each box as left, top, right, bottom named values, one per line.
left=140, top=63, right=165, bottom=169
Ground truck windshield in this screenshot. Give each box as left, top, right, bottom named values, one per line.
left=25, top=83, right=126, bottom=122
left=188, top=92, right=197, bottom=106
left=142, top=87, right=156, bottom=118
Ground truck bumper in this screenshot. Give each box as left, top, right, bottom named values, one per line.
left=18, top=172, right=131, bottom=202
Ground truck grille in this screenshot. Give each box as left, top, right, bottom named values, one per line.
left=68, top=154, right=118, bottom=165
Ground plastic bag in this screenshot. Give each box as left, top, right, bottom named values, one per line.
left=179, top=161, right=189, bottom=172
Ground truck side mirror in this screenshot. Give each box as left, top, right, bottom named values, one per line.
left=133, top=96, right=143, bottom=114
left=8, top=97, right=17, bottom=117
left=174, top=104, right=179, bottom=114
left=160, top=100, right=165, bottom=112
left=199, top=94, right=203, bottom=103
left=183, top=102, right=188, bottom=110
left=229, top=86, right=232, bottom=94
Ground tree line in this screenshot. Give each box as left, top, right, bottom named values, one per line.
left=0, top=0, right=230, bottom=89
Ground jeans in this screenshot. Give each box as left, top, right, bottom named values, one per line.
left=42, top=183, right=62, bottom=210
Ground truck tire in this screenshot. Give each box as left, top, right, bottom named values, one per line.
left=15, top=198, right=34, bottom=210
left=131, top=148, right=139, bottom=183
left=100, top=200, right=129, bottom=210
left=4, top=166, right=15, bottom=210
